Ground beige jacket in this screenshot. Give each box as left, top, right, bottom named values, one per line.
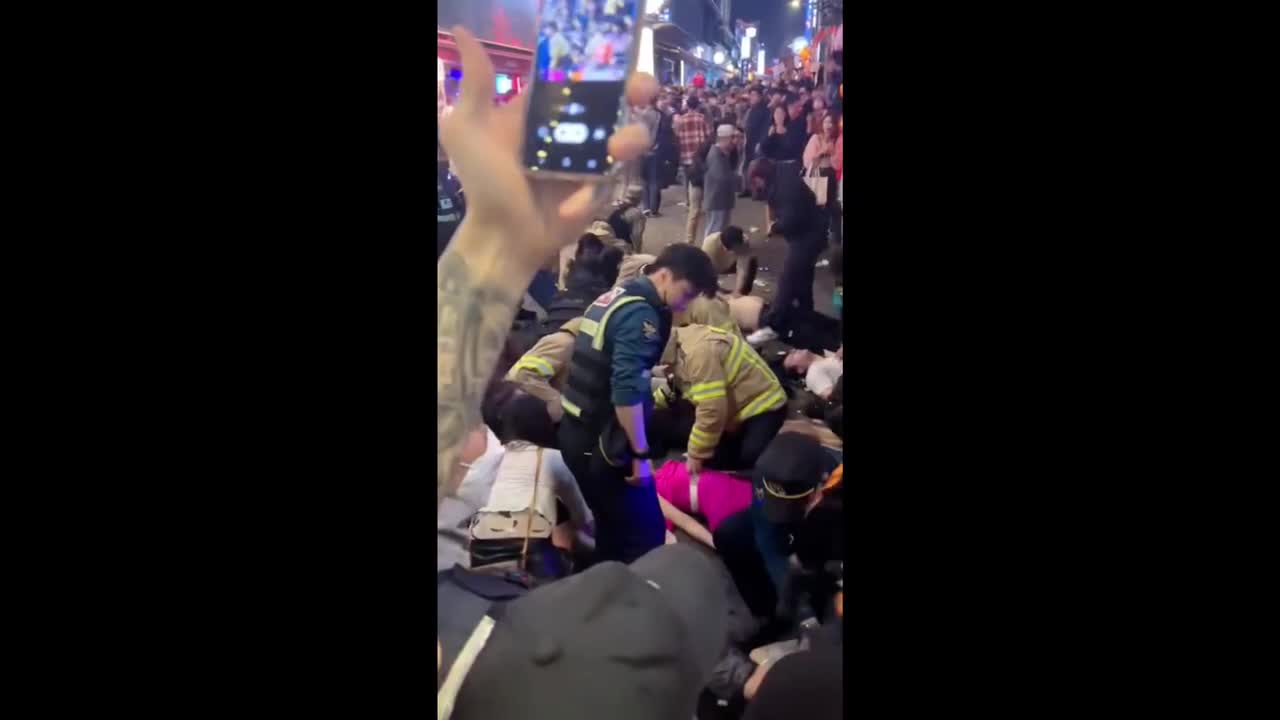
left=669, top=324, right=787, bottom=460
left=505, top=317, right=582, bottom=422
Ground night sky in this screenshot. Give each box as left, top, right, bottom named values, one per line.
left=731, top=0, right=807, bottom=62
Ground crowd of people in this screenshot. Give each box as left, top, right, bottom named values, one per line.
left=438, top=26, right=844, bottom=720
left=536, top=0, right=637, bottom=82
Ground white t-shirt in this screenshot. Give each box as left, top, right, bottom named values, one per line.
left=805, top=356, right=844, bottom=399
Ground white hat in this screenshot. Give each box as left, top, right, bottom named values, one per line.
left=716, top=124, right=735, bottom=138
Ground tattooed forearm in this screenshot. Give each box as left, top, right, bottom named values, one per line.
left=437, top=249, right=522, bottom=506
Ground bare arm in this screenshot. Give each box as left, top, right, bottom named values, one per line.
left=658, top=495, right=714, bottom=548
left=437, top=228, right=528, bottom=507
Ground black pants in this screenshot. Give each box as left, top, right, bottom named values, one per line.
left=714, top=509, right=780, bottom=619
left=763, top=234, right=826, bottom=335
left=660, top=401, right=786, bottom=471
left=642, top=153, right=662, bottom=213
left=558, top=417, right=665, bottom=565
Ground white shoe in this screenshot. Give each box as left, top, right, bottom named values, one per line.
left=747, top=327, right=778, bottom=346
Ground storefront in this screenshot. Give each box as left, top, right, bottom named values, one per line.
left=437, top=30, right=533, bottom=114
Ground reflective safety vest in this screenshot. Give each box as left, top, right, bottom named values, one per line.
left=560, top=285, right=665, bottom=425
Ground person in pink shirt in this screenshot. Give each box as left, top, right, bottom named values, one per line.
left=654, top=459, right=754, bottom=548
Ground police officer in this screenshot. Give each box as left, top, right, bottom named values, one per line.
left=558, top=243, right=718, bottom=564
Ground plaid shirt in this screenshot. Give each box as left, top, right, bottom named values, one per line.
left=674, top=110, right=711, bottom=166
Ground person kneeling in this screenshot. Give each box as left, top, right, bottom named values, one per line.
left=664, top=322, right=788, bottom=473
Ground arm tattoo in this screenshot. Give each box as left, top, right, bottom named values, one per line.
left=437, top=251, right=520, bottom=506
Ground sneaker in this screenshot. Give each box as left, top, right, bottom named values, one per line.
left=650, top=211, right=662, bottom=217
left=746, top=327, right=778, bottom=346
left=641, top=209, right=653, bottom=217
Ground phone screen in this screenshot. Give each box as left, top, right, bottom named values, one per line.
left=523, top=0, right=642, bottom=176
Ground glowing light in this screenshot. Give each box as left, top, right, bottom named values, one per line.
left=746, top=27, right=757, bottom=38
left=537, top=150, right=548, bottom=158
left=645, top=0, right=664, bottom=13
left=757, top=49, right=766, bottom=75
left=638, top=27, right=654, bottom=75
left=437, top=58, right=445, bottom=82
left=713, top=50, right=725, bottom=64
left=791, top=37, right=808, bottom=52
left=741, top=37, right=751, bottom=60
left=562, top=87, right=571, bottom=96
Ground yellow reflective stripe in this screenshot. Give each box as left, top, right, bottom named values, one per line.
left=688, top=389, right=727, bottom=402
left=737, top=385, right=787, bottom=422
left=591, top=296, right=645, bottom=351
left=653, top=387, right=669, bottom=409
left=689, top=381, right=726, bottom=395
left=561, top=397, right=582, bottom=417
left=515, top=356, right=554, bottom=377
left=689, top=426, right=720, bottom=449
left=578, top=318, right=599, bottom=337
left=739, top=346, right=781, bottom=385
left=725, top=336, right=748, bottom=383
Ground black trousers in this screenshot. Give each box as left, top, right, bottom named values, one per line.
left=659, top=401, right=787, bottom=471
left=762, top=234, right=826, bottom=335
left=558, top=416, right=665, bottom=565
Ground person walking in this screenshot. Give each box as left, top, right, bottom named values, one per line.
left=636, top=96, right=663, bottom=218
left=674, top=95, right=711, bottom=243
left=702, top=124, right=738, bottom=240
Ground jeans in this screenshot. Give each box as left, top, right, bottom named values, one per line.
left=642, top=154, right=662, bottom=213
left=704, top=209, right=731, bottom=240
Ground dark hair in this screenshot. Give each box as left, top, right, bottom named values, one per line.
left=645, top=243, right=718, bottom=297
left=748, top=157, right=776, bottom=183
left=784, top=93, right=802, bottom=107
left=575, top=232, right=605, bottom=260
left=685, top=95, right=701, bottom=111
left=503, top=392, right=558, bottom=448
left=720, top=225, right=745, bottom=250
left=482, top=380, right=522, bottom=438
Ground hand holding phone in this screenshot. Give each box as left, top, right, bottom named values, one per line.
left=438, top=26, right=655, bottom=267
left=523, top=1, right=649, bottom=180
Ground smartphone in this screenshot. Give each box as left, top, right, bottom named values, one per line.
left=523, top=0, right=646, bottom=181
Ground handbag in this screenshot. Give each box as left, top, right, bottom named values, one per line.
left=803, top=163, right=829, bottom=207
left=468, top=448, right=553, bottom=572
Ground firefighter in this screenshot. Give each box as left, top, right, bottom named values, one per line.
left=664, top=322, right=788, bottom=473
left=505, top=317, right=582, bottom=424
left=558, top=243, right=718, bottom=564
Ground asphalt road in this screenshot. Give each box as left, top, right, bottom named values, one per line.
left=634, top=182, right=840, bottom=320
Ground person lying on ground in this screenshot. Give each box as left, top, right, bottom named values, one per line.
left=781, top=346, right=843, bottom=401
left=653, top=459, right=753, bottom=549
left=436, top=24, right=653, bottom=507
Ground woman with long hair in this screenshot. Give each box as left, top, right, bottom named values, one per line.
left=803, top=113, right=842, bottom=246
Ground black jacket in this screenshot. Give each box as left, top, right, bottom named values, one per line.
left=744, top=103, right=771, bottom=145
left=768, top=169, right=822, bottom=242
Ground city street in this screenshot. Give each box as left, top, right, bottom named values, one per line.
left=637, top=181, right=840, bottom=321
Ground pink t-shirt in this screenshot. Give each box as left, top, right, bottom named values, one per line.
left=655, top=461, right=754, bottom=533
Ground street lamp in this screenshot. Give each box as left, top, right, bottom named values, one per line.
left=713, top=50, right=725, bottom=64
left=790, top=0, right=801, bottom=8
